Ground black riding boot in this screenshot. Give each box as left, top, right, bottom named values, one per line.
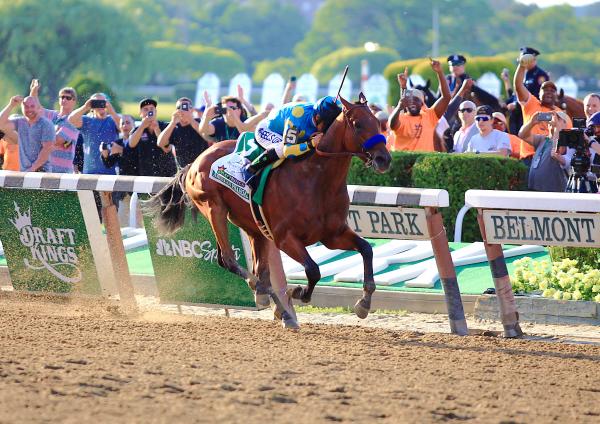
left=242, top=148, right=280, bottom=191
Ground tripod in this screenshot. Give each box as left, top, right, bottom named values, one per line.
left=565, top=171, right=598, bottom=193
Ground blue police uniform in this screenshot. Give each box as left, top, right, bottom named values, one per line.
left=445, top=72, right=470, bottom=94
left=524, top=66, right=549, bottom=99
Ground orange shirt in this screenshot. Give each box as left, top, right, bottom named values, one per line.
left=508, top=134, right=523, bottom=159
left=0, top=140, right=19, bottom=171
left=520, top=95, right=572, bottom=159
left=390, top=107, right=439, bottom=152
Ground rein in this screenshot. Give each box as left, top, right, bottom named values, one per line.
left=314, top=104, right=386, bottom=163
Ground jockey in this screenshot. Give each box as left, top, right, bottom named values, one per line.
left=241, top=95, right=342, bottom=186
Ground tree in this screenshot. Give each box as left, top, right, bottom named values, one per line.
left=295, top=0, right=430, bottom=67
left=0, top=0, right=145, bottom=104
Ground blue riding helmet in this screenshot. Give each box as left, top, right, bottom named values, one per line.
left=313, top=96, right=342, bottom=129
left=587, top=111, right=600, bottom=127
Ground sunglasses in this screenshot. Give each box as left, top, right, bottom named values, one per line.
left=227, top=105, right=239, bottom=110
left=59, top=95, right=74, bottom=101
left=459, top=108, right=473, bottom=113
left=475, top=115, right=491, bottom=122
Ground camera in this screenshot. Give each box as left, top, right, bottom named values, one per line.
left=559, top=117, right=598, bottom=193
left=180, top=103, right=190, bottom=111
left=290, top=75, right=297, bottom=82
left=100, top=142, right=110, bottom=151
left=214, top=104, right=226, bottom=116
left=558, top=128, right=586, bottom=150
left=90, top=99, right=106, bottom=109
left=572, top=118, right=596, bottom=137
left=147, top=110, right=154, bottom=117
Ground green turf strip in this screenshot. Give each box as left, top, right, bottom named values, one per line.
left=0, top=241, right=551, bottom=296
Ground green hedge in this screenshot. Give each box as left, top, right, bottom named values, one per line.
left=146, top=41, right=245, bottom=84
left=347, top=152, right=528, bottom=242
left=310, top=46, right=400, bottom=85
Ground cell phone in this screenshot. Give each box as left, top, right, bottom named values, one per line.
left=214, top=104, right=226, bottom=115
left=147, top=110, right=154, bottom=117
left=91, top=99, right=106, bottom=109
left=537, top=112, right=552, bottom=122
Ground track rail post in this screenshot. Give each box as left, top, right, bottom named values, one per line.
left=425, top=207, right=468, bottom=336
left=476, top=208, right=522, bottom=338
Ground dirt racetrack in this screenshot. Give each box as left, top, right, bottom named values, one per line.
left=1, top=295, right=600, bottom=424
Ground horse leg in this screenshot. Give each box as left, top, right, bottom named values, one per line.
left=278, top=236, right=320, bottom=304
left=266, top=240, right=298, bottom=329
left=206, top=201, right=259, bottom=294
left=323, top=227, right=375, bottom=319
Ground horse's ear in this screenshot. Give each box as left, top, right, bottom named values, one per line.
left=559, top=88, right=565, bottom=98
left=408, top=78, right=413, bottom=88
left=358, top=92, right=367, bottom=104
left=338, top=95, right=353, bottom=110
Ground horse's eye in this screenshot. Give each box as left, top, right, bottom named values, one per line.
left=354, top=121, right=361, bottom=129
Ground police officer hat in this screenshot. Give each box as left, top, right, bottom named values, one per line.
left=447, top=54, right=467, bottom=66
left=520, top=47, right=541, bottom=57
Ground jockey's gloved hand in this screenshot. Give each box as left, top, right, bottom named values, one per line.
left=308, top=132, right=323, bottom=148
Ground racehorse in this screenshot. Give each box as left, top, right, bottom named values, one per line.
left=145, top=93, right=391, bottom=325
left=558, top=89, right=585, bottom=119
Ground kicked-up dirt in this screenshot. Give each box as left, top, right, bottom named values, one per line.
left=1, top=294, right=600, bottom=423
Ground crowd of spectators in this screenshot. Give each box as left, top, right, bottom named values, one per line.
left=2, top=47, right=600, bottom=198
left=384, top=47, right=600, bottom=193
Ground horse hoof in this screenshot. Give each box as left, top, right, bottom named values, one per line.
left=282, top=311, right=300, bottom=330
left=289, top=286, right=304, bottom=300
left=255, top=293, right=270, bottom=310
left=354, top=299, right=370, bottom=319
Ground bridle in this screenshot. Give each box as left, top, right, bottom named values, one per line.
left=314, top=103, right=386, bottom=166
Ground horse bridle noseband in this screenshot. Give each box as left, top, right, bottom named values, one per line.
left=314, top=103, right=386, bottom=165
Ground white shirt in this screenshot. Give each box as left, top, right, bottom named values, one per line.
left=452, top=122, right=477, bottom=153
left=466, top=129, right=511, bottom=154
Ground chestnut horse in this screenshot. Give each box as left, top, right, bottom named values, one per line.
left=146, top=93, right=391, bottom=324
left=558, top=89, right=585, bottom=119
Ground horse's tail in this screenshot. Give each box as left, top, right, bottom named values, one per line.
left=143, top=164, right=194, bottom=235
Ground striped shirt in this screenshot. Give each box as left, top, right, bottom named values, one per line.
left=43, top=109, right=80, bottom=173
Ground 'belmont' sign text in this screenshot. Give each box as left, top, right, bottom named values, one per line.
left=482, top=210, right=600, bottom=247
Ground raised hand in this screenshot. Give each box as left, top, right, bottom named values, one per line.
left=430, top=59, right=443, bottom=74
left=30, top=79, right=41, bottom=96
left=10, top=95, right=24, bottom=107
left=397, top=67, right=409, bottom=89
left=203, top=90, right=212, bottom=107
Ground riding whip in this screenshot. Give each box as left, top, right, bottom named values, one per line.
left=335, top=65, right=349, bottom=102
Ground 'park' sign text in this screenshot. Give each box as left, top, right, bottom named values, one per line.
left=482, top=210, right=600, bottom=247
left=347, top=206, right=429, bottom=240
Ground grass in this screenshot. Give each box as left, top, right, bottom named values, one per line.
left=295, top=305, right=409, bottom=316
left=120, top=101, right=177, bottom=122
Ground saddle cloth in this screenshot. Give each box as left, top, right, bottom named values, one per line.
left=208, top=132, right=278, bottom=205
